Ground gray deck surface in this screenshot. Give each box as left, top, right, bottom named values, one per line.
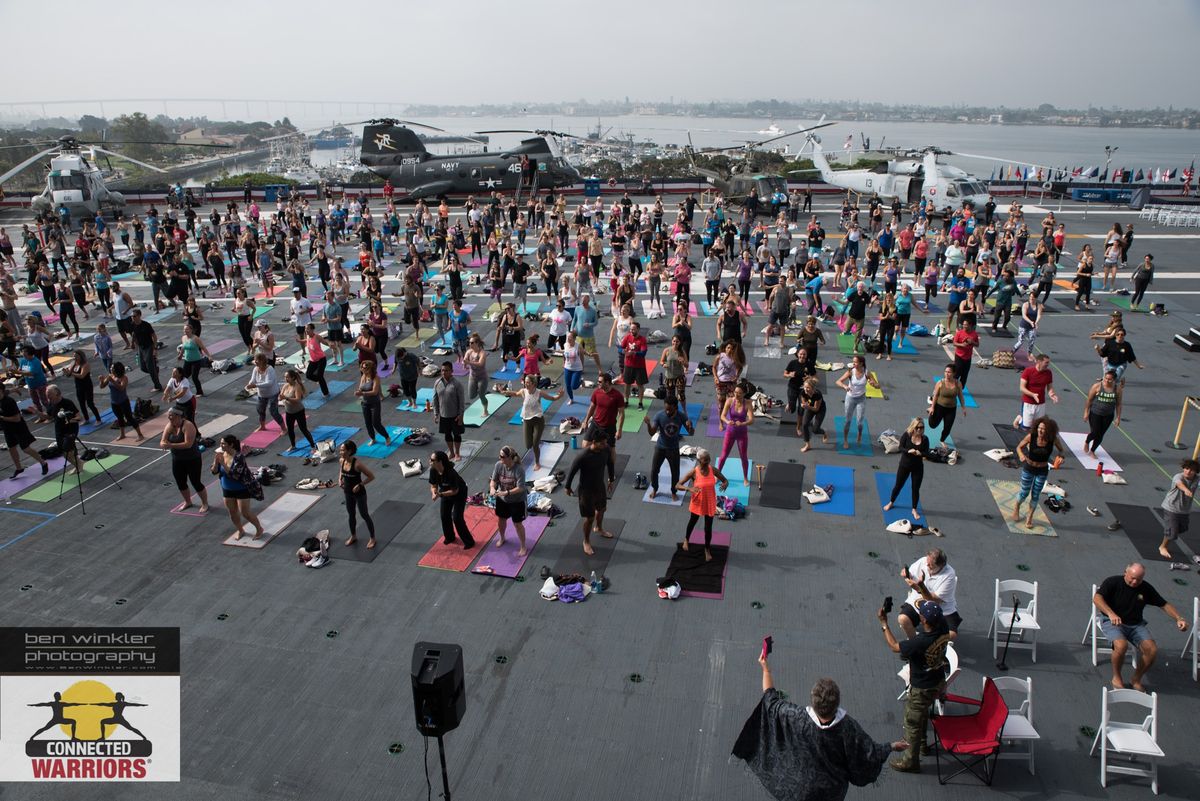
left=2, top=197, right=1199, bottom=799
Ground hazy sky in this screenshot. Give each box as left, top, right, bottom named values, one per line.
left=2, top=0, right=1198, bottom=112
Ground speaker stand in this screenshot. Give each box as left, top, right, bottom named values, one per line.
left=437, top=735, right=451, bottom=801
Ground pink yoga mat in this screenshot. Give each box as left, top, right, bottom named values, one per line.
left=680, top=530, right=733, bottom=600
left=242, top=423, right=283, bottom=449
left=205, top=338, right=241, bottom=355
left=0, top=458, right=65, bottom=499
left=471, top=515, right=551, bottom=578
left=170, top=480, right=217, bottom=517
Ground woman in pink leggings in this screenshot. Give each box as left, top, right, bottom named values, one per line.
left=718, top=383, right=754, bottom=486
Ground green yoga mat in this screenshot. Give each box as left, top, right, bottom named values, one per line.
left=621, top=400, right=654, bottom=433
left=20, top=455, right=129, bottom=502
left=224, top=305, right=272, bottom=323
left=1106, top=295, right=1148, bottom=313
left=836, top=333, right=865, bottom=356
left=464, top=394, right=509, bottom=426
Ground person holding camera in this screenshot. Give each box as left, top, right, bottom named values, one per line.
left=878, top=599, right=951, bottom=774
left=896, top=548, right=961, bottom=640
left=733, top=653, right=906, bottom=801
left=45, top=385, right=83, bottom=476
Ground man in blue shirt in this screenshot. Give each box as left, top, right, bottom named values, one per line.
left=943, top=267, right=971, bottom=331
left=645, top=395, right=694, bottom=501
left=570, top=294, right=602, bottom=370
left=449, top=299, right=471, bottom=359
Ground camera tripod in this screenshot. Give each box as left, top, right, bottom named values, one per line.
left=56, top=436, right=122, bottom=514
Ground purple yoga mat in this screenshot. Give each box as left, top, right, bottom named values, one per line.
left=0, top=458, right=66, bottom=499
left=705, top=402, right=725, bottom=438
left=205, top=338, right=242, bottom=356
left=680, top=530, right=733, bottom=600
left=452, top=360, right=469, bottom=377
left=378, top=355, right=396, bottom=379
left=471, top=515, right=552, bottom=578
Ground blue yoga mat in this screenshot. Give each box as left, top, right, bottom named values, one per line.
left=508, top=398, right=551, bottom=425
left=428, top=332, right=455, bottom=349
left=679, top=402, right=705, bottom=437
left=548, top=399, right=590, bottom=427
left=518, top=301, right=541, bottom=315
left=716, top=458, right=754, bottom=506
left=924, top=415, right=955, bottom=449
left=79, top=409, right=116, bottom=435
left=396, top=387, right=436, bottom=411
left=280, top=425, right=359, bottom=457
left=356, top=426, right=411, bottom=458
left=491, top=360, right=522, bottom=381
left=812, top=465, right=855, bottom=516
left=875, top=471, right=923, bottom=525
left=303, top=380, right=355, bottom=410
left=894, top=338, right=918, bottom=355
left=930, top=377, right=977, bottom=409
left=834, top=416, right=872, bottom=456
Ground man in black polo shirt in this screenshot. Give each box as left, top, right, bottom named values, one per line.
left=879, top=600, right=950, bottom=773
left=130, top=309, right=163, bottom=391
left=1093, top=562, right=1188, bottom=690
left=45, top=385, right=83, bottom=475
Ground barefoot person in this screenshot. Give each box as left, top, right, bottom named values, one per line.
left=836, top=355, right=880, bottom=450
left=718, top=383, right=754, bottom=486
left=564, top=437, right=617, bottom=555
left=646, top=395, right=694, bottom=501
left=0, top=382, right=48, bottom=479
left=210, top=434, right=264, bottom=541
left=883, top=418, right=930, bottom=522
left=1012, top=416, right=1067, bottom=529
left=489, top=446, right=528, bottom=557
left=676, top=448, right=729, bottom=562
left=501, top=374, right=562, bottom=471
left=1092, top=562, right=1189, bottom=690
left=1158, top=459, right=1199, bottom=561
left=159, top=405, right=209, bottom=514
left=429, top=450, right=475, bottom=549
left=339, top=441, right=378, bottom=549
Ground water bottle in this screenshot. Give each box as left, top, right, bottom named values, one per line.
left=589, top=570, right=598, bottom=593
left=571, top=435, right=578, bottom=450
left=1096, top=461, right=1104, bottom=476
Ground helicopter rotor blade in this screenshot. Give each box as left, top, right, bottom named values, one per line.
left=91, top=147, right=168, bottom=173
left=0, top=146, right=61, bottom=184
left=87, top=140, right=233, bottom=148
left=0, top=140, right=58, bottom=151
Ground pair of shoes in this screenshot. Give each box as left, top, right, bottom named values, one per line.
left=889, top=758, right=920, bottom=773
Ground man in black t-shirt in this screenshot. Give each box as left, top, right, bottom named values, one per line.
left=0, top=382, right=48, bottom=478
left=1093, top=562, right=1188, bottom=690
left=783, top=349, right=816, bottom=415
left=45, top=385, right=83, bottom=475
left=130, top=309, right=163, bottom=391
left=879, top=600, right=949, bottom=773
left=845, top=282, right=874, bottom=351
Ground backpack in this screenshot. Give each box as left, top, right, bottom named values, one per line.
left=907, top=323, right=929, bottom=337
left=991, top=348, right=1015, bottom=369
left=404, top=428, right=433, bottom=446
left=134, top=398, right=157, bottom=421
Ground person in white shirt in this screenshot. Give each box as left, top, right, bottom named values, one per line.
left=546, top=299, right=571, bottom=352
left=896, top=548, right=961, bottom=639
left=289, top=288, right=314, bottom=341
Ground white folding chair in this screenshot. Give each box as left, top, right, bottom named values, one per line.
left=991, top=675, right=1040, bottom=774
left=1179, top=596, right=1199, bottom=681
left=1081, top=583, right=1136, bottom=667
left=897, top=641, right=960, bottom=715
left=1090, top=687, right=1163, bottom=794
left=987, top=578, right=1040, bottom=662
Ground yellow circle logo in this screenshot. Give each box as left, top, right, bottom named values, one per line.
left=59, top=680, right=117, bottom=740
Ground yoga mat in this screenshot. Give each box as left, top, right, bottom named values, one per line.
left=621, top=400, right=653, bottom=433
left=1060, top=431, right=1122, bottom=473
left=392, top=332, right=422, bottom=348
left=464, top=394, right=508, bottom=426
left=110, top=413, right=168, bottom=444
left=834, top=416, right=872, bottom=456
left=704, top=402, right=725, bottom=438
left=282, top=349, right=306, bottom=367
left=754, top=345, right=782, bottom=359
left=759, top=462, right=805, bottom=510
left=417, top=504, right=493, bottom=571
left=303, top=380, right=355, bottom=410
left=280, top=425, right=358, bottom=457
left=985, top=479, right=1056, bottom=537
left=199, top=368, right=248, bottom=394
left=615, top=358, right=658, bottom=386
left=685, top=361, right=699, bottom=386
left=875, top=471, right=924, bottom=525
left=427, top=332, right=455, bottom=349
left=865, top=372, right=884, bottom=399
left=1107, top=503, right=1170, bottom=562
left=931, top=378, right=979, bottom=409
left=607, top=453, right=630, bottom=498
left=517, top=301, right=542, bottom=316
left=396, top=387, right=436, bottom=412
left=924, top=415, right=955, bottom=449
left=641, top=457, right=696, bottom=506
left=205, top=337, right=241, bottom=355
left=78, top=409, right=116, bottom=435
left=471, top=515, right=552, bottom=579
left=356, top=427, right=410, bottom=458
left=339, top=500, right=422, bottom=562
left=1107, top=295, right=1148, bottom=313
left=491, top=360, right=522, bottom=381
left=508, top=398, right=552, bottom=425
left=224, top=305, right=272, bottom=323
left=550, top=518, right=626, bottom=577
left=242, top=424, right=283, bottom=449
left=197, top=414, right=248, bottom=439
left=548, top=399, right=590, bottom=427
left=522, top=440, right=566, bottom=482
left=992, top=423, right=1028, bottom=452
left=669, top=531, right=733, bottom=599
left=716, top=458, right=754, bottom=506
left=836, top=333, right=864, bottom=356
left=696, top=300, right=720, bottom=316
left=893, top=338, right=919, bottom=355
left=0, top=459, right=65, bottom=501
left=19, top=455, right=128, bottom=503
left=222, top=491, right=323, bottom=548
left=811, top=465, right=855, bottom=517
left=458, top=439, right=485, bottom=468
left=677, top=402, right=705, bottom=437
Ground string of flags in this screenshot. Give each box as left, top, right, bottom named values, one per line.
left=991, top=160, right=1195, bottom=183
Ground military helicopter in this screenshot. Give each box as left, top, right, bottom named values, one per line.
left=0, top=135, right=228, bottom=217
left=684, top=120, right=833, bottom=203
left=355, top=119, right=582, bottom=199
left=799, top=126, right=992, bottom=212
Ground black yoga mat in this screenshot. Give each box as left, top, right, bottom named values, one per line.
left=759, top=461, right=806, bottom=509
left=664, top=542, right=731, bottom=594
left=992, top=423, right=1027, bottom=452
left=338, top=500, right=422, bottom=563
left=1107, top=503, right=1170, bottom=563
left=608, top=452, right=631, bottom=498
left=550, top=518, right=626, bottom=577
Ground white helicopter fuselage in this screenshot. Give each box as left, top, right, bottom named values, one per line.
left=807, top=141, right=990, bottom=213
left=31, top=152, right=123, bottom=216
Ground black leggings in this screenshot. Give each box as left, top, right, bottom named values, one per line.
left=183, top=359, right=205, bottom=395
left=992, top=301, right=1012, bottom=329
left=878, top=320, right=895, bottom=355
left=285, top=410, right=316, bottom=449
left=953, top=355, right=972, bottom=389
left=1074, top=276, right=1092, bottom=306
left=361, top=398, right=388, bottom=442
left=685, top=512, right=714, bottom=547
left=171, top=457, right=204, bottom=493
left=344, top=487, right=375, bottom=538
left=704, top=279, right=720, bottom=304
left=440, top=493, right=473, bottom=545
left=1036, top=281, right=1053, bottom=304
left=305, top=357, right=330, bottom=395
left=76, top=381, right=101, bottom=422
left=650, top=448, right=681, bottom=492
left=237, top=315, right=253, bottom=347
left=800, top=406, right=826, bottom=442
left=1086, top=412, right=1114, bottom=452
left=1131, top=279, right=1150, bottom=307
left=59, top=305, right=80, bottom=335
left=928, top=404, right=958, bottom=440
left=889, top=462, right=924, bottom=509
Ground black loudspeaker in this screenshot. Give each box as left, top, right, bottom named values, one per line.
left=412, top=642, right=465, bottom=736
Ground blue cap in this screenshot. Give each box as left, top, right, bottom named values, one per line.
left=918, top=600, right=944, bottom=625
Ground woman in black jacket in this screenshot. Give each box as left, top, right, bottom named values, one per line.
left=883, top=418, right=930, bottom=521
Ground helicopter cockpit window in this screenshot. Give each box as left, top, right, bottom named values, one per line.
left=49, top=174, right=86, bottom=191
left=945, top=183, right=960, bottom=198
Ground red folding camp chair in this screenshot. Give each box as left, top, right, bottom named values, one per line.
left=930, top=676, right=1007, bottom=785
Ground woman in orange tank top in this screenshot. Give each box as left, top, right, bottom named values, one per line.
left=675, top=448, right=730, bottom=562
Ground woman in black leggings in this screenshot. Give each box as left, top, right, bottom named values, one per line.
left=160, top=406, right=209, bottom=513
left=428, top=450, right=475, bottom=548
left=883, top=418, right=930, bottom=521
left=67, top=350, right=102, bottom=423
left=339, top=440, right=377, bottom=549
left=55, top=281, right=80, bottom=336
left=279, top=370, right=318, bottom=452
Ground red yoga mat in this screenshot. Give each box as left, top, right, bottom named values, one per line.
left=417, top=505, right=495, bottom=571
